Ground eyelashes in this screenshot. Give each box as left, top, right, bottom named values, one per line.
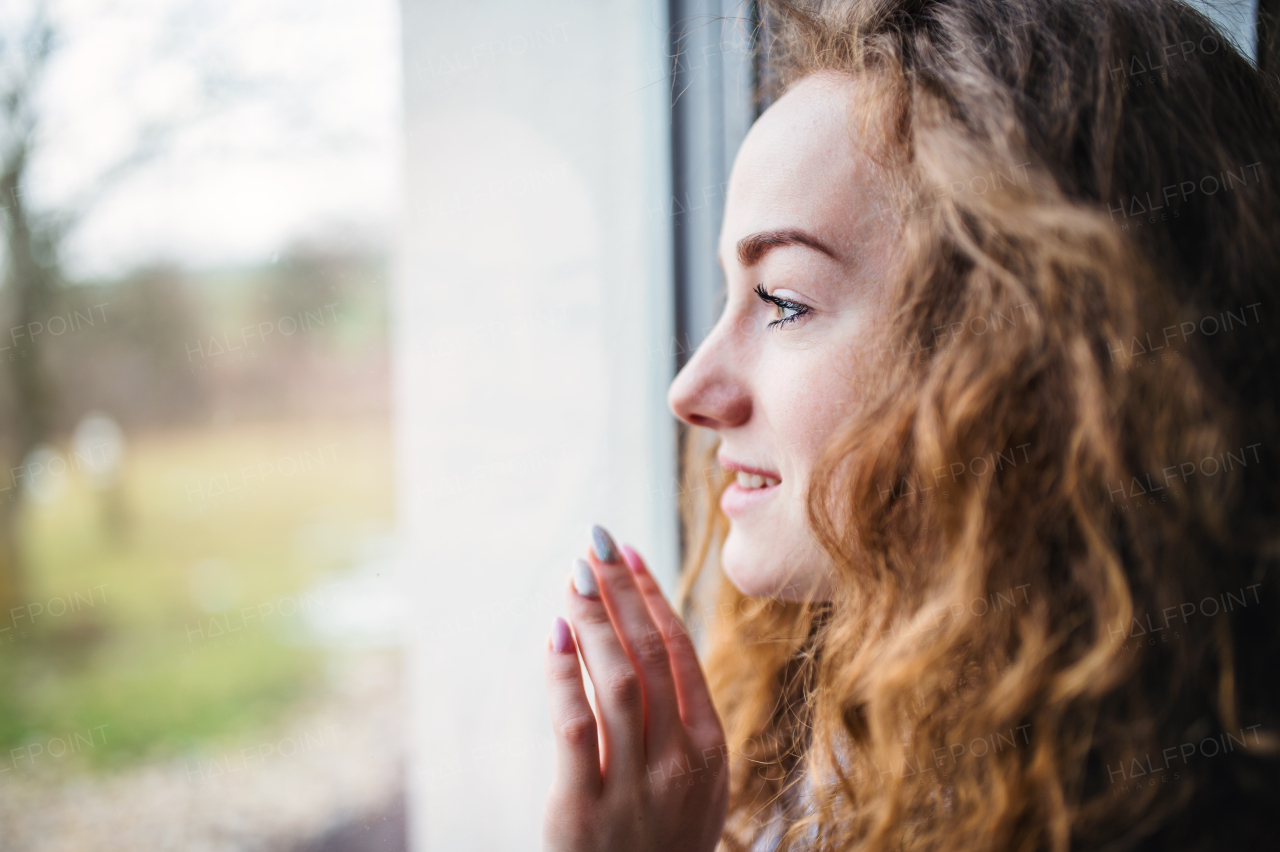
left=753, top=283, right=811, bottom=329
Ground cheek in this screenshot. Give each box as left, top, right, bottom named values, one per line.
left=769, top=358, right=864, bottom=476
left=727, top=333, right=877, bottom=601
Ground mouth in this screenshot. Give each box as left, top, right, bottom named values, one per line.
left=732, top=471, right=779, bottom=490
left=718, top=457, right=781, bottom=515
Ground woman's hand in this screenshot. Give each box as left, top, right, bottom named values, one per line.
left=542, top=525, right=729, bottom=852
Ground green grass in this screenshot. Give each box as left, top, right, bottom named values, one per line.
left=0, top=418, right=393, bottom=770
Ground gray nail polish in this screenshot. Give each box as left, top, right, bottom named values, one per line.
left=590, top=524, right=618, bottom=563
left=572, top=558, right=599, bottom=598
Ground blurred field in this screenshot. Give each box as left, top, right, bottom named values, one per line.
left=0, top=416, right=394, bottom=771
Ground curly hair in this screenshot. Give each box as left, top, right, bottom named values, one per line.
left=674, top=1, right=1280, bottom=850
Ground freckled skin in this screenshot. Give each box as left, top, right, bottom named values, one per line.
left=668, top=72, right=899, bottom=602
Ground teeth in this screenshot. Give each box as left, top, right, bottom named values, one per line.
left=735, top=472, right=778, bottom=489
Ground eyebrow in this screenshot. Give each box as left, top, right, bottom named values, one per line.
left=735, top=229, right=839, bottom=268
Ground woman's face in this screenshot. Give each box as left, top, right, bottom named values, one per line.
left=668, top=72, right=899, bottom=601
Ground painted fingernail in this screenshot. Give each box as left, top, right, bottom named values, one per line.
left=620, top=544, right=644, bottom=573
left=572, top=558, right=599, bottom=598
left=550, top=616, right=573, bottom=653
left=590, top=524, right=618, bottom=563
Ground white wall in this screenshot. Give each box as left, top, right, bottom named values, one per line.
left=394, top=2, right=677, bottom=849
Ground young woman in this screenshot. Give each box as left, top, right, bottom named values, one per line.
left=542, top=1, right=1280, bottom=850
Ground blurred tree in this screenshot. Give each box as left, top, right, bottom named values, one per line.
left=47, top=267, right=212, bottom=431
left=0, top=2, right=177, bottom=602
left=0, top=7, right=58, bottom=613
left=0, top=0, right=393, bottom=609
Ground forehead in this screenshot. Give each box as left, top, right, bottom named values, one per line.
left=720, top=73, right=885, bottom=266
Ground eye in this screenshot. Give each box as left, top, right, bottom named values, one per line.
left=754, top=284, right=811, bottom=329
left=773, top=301, right=803, bottom=324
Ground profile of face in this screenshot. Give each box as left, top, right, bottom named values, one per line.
left=668, top=72, right=900, bottom=601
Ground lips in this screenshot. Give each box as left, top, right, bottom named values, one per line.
left=719, top=456, right=781, bottom=516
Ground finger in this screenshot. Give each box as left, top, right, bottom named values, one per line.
left=587, top=526, right=682, bottom=754
left=544, top=615, right=602, bottom=796
left=620, top=543, right=723, bottom=741
left=566, top=560, right=645, bottom=779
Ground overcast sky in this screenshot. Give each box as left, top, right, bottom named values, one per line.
left=18, top=0, right=401, bottom=279
left=1193, top=0, right=1259, bottom=59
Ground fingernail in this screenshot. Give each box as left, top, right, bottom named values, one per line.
left=590, top=524, right=618, bottom=563
left=572, top=558, right=599, bottom=598
left=620, top=544, right=644, bottom=573
left=550, top=616, right=573, bottom=653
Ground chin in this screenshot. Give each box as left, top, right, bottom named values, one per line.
left=721, top=530, right=778, bottom=598
left=722, top=524, right=830, bottom=602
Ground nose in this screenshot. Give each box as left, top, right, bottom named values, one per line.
left=667, top=322, right=751, bottom=430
